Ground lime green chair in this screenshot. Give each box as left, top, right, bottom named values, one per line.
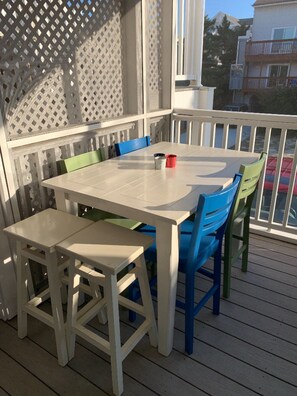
left=223, top=152, right=267, bottom=298
left=57, top=149, right=141, bottom=229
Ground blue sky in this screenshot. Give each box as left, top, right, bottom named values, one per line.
left=205, top=0, right=254, bottom=19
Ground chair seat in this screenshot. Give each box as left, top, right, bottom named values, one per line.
left=178, top=234, right=219, bottom=273
left=142, top=227, right=218, bottom=274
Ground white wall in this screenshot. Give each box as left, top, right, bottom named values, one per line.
left=253, top=3, right=297, bottom=40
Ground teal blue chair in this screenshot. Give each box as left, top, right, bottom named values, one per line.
left=115, top=136, right=150, bottom=156
left=134, top=174, right=242, bottom=353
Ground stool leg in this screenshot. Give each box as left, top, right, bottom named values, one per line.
left=134, top=256, right=158, bottom=347
left=16, top=242, right=28, bottom=339
left=89, top=281, right=108, bottom=324
left=105, top=273, right=123, bottom=396
left=66, top=258, right=81, bottom=360
left=46, top=251, right=68, bottom=366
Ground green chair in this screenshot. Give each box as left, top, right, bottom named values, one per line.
left=57, top=149, right=141, bottom=229
left=223, top=152, right=267, bottom=298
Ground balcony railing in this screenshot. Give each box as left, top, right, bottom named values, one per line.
left=171, top=108, right=297, bottom=241
left=242, top=76, right=297, bottom=91
left=245, top=38, right=297, bottom=62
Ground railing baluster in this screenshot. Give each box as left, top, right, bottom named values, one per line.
left=254, top=127, right=271, bottom=221
left=176, top=119, right=181, bottom=143
left=248, top=125, right=257, bottom=152
left=210, top=122, right=216, bottom=148
left=187, top=121, right=192, bottom=145
left=268, top=129, right=287, bottom=225
left=222, top=124, right=228, bottom=149
left=235, top=125, right=243, bottom=151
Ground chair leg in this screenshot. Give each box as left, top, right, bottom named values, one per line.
left=184, top=272, right=195, bottom=355
left=134, top=256, right=158, bottom=347
left=213, top=250, right=221, bottom=315
left=46, top=251, right=68, bottom=367
left=105, top=273, right=123, bottom=396
left=223, top=231, right=233, bottom=298
left=16, top=242, right=28, bottom=339
left=241, top=215, right=250, bottom=272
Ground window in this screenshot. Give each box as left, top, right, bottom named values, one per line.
left=271, top=27, right=297, bottom=54
left=267, top=65, right=289, bottom=88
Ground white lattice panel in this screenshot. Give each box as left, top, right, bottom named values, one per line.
left=0, top=0, right=126, bottom=138
left=147, top=0, right=163, bottom=111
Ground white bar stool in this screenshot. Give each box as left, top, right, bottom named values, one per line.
left=56, top=221, right=158, bottom=396
left=3, top=208, right=92, bottom=366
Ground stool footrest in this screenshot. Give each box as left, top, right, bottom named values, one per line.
left=118, top=295, right=145, bottom=316
left=23, top=303, right=54, bottom=328
left=121, top=320, right=152, bottom=360
left=27, top=287, right=51, bottom=307
left=74, top=323, right=110, bottom=355
left=77, top=297, right=106, bottom=326
left=117, top=270, right=137, bottom=294
left=22, top=247, right=47, bottom=266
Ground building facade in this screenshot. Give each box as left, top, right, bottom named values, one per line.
left=232, top=0, right=297, bottom=109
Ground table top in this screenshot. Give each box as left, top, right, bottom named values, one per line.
left=42, top=142, right=259, bottom=226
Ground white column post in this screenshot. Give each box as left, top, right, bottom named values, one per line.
left=183, top=0, right=205, bottom=86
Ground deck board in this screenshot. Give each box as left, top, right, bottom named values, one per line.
left=0, top=234, right=296, bottom=395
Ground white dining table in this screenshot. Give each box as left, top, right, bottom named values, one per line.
left=42, top=141, right=258, bottom=356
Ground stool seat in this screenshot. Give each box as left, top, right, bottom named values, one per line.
left=5, top=208, right=92, bottom=252
left=57, top=221, right=158, bottom=396
left=57, top=220, right=153, bottom=274
left=4, top=208, right=93, bottom=367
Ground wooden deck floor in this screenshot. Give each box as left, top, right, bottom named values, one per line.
left=0, top=234, right=296, bottom=396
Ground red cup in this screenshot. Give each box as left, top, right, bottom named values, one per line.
left=166, top=154, right=177, bottom=168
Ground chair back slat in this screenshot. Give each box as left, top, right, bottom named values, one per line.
left=57, top=149, right=103, bottom=174
left=187, top=174, right=242, bottom=269
left=232, top=152, right=267, bottom=218
left=115, top=136, right=150, bottom=156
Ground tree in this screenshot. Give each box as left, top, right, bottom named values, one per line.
left=255, top=87, right=297, bottom=114
left=202, top=15, right=248, bottom=109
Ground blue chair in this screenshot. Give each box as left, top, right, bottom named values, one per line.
left=115, top=136, right=150, bottom=156
left=136, top=174, right=242, bottom=354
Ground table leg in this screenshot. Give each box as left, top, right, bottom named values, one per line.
left=155, top=221, right=179, bottom=356
left=55, top=191, right=77, bottom=214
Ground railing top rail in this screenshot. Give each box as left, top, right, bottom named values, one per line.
left=173, top=108, right=297, bottom=128
left=246, top=38, right=297, bottom=44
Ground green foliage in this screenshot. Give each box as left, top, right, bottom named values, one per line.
left=254, top=87, right=297, bottom=115
left=202, top=15, right=248, bottom=109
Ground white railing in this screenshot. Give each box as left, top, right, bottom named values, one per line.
left=171, top=108, right=297, bottom=241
